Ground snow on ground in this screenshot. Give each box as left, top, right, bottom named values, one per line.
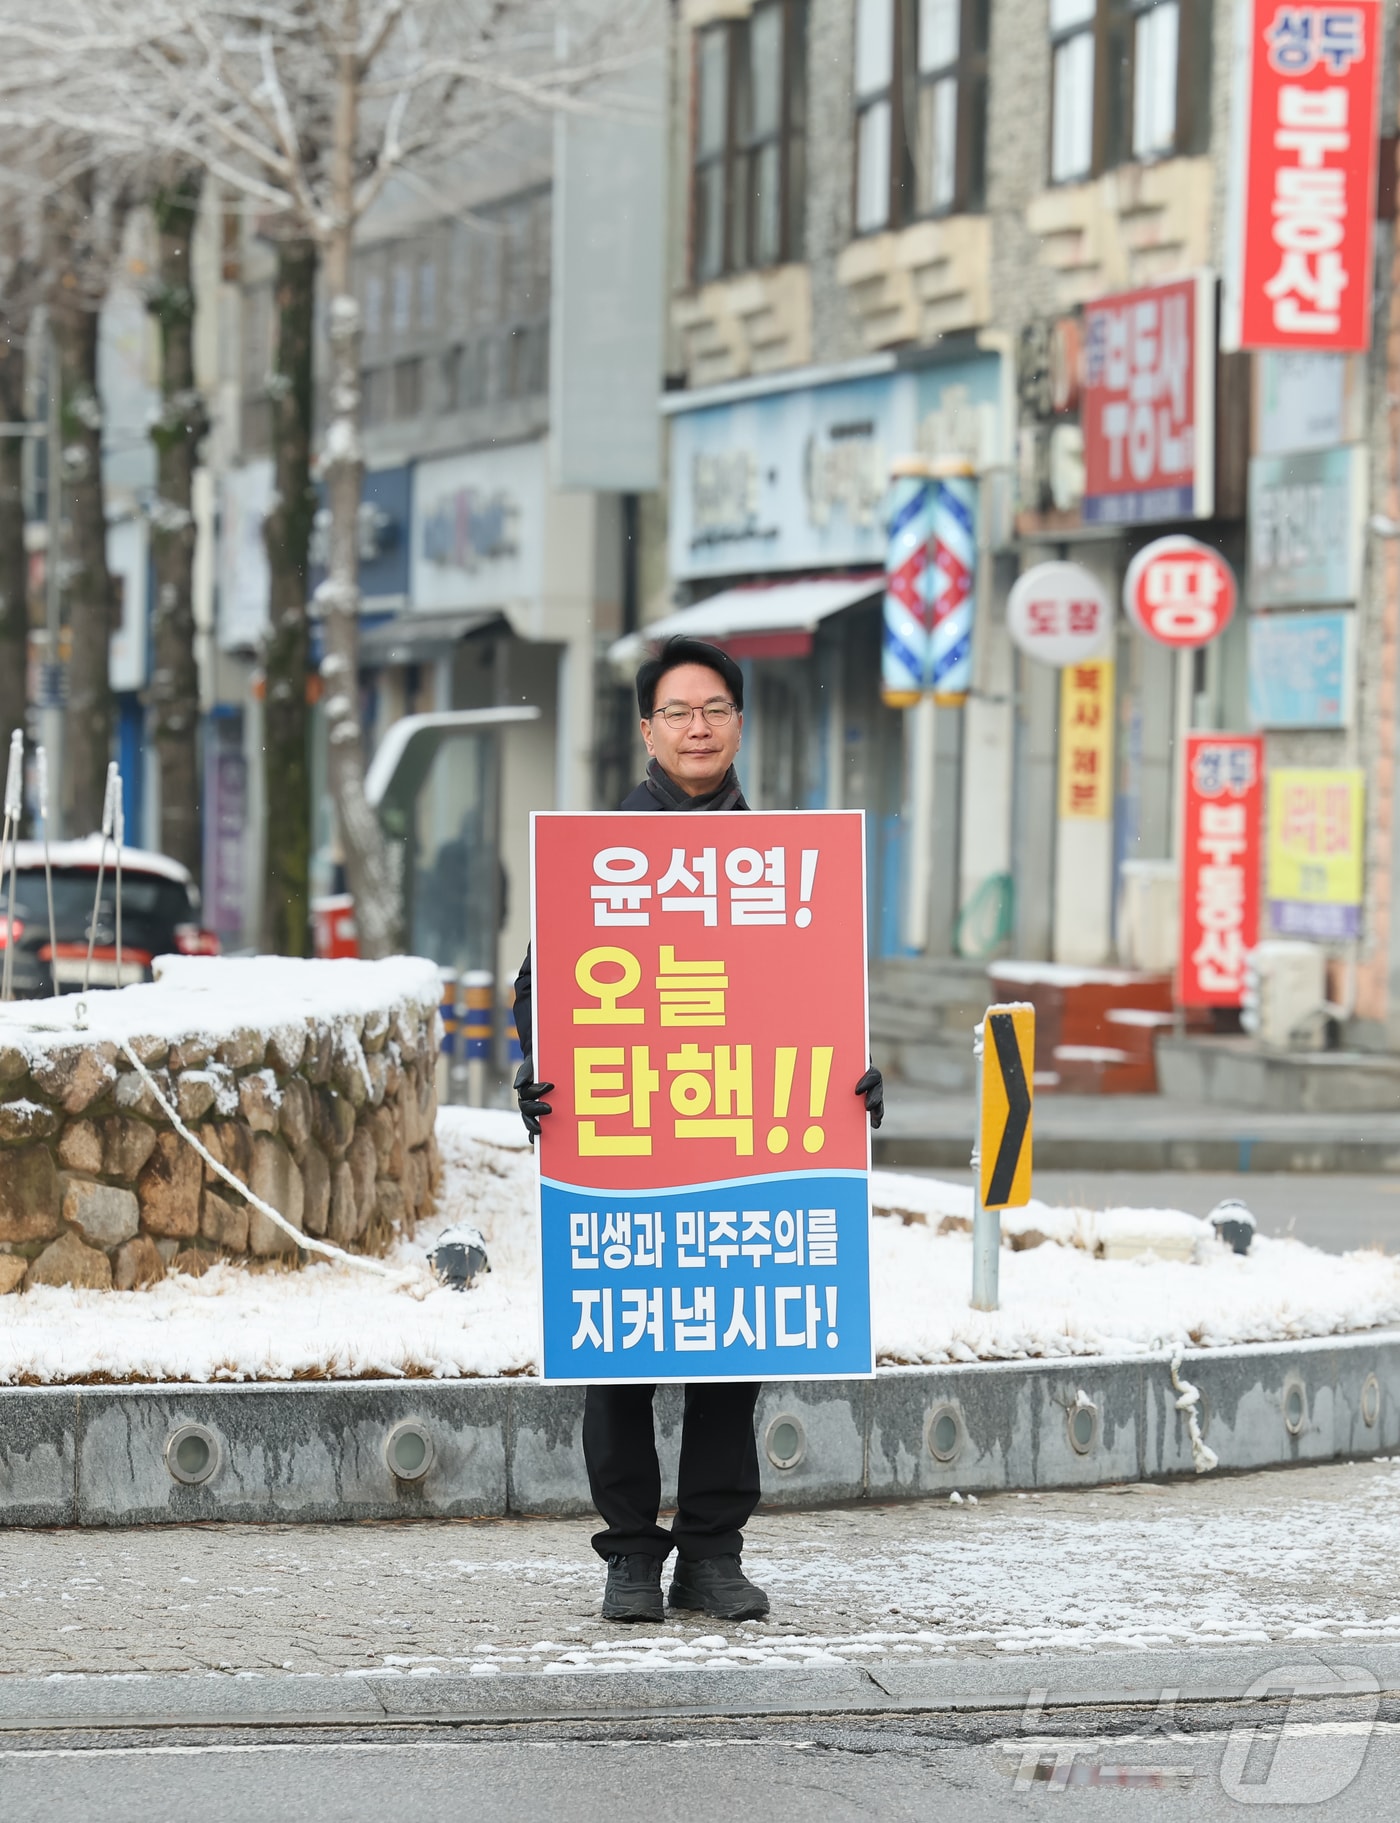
left=0, top=1105, right=1396, bottom=1384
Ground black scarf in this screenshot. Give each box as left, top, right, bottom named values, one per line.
left=643, top=755, right=749, bottom=812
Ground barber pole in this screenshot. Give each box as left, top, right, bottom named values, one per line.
left=882, top=459, right=934, bottom=708
left=930, top=469, right=976, bottom=705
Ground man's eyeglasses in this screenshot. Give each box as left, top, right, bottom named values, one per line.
left=651, top=698, right=737, bottom=730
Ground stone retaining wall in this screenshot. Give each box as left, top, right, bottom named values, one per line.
left=0, top=959, right=442, bottom=1293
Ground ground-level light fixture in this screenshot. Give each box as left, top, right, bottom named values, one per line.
left=764, top=1414, right=806, bottom=1472
left=165, top=1423, right=221, bottom=1487
left=385, top=1420, right=435, bottom=1482
left=925, top=1403, right=965, bottom=1464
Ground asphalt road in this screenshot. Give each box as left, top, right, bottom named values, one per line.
left=1016, top=1169, right=1400, bottom=1253
left=3, top=1706, right=1397, bottom=1822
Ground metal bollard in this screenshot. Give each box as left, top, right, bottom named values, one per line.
left=436, top=969, right=459, bottom=1106
left=970, top=1019, right=999, bottom=1311
left=970, top=1001, right=1035, bottom=1314
left=461, top=969, right=493, bottom=1108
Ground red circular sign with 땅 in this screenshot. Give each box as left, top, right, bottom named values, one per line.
left=1124, top=536, right=1237, bottom=650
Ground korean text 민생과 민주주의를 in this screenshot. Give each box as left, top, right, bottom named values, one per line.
left=531, top=810, right=873, bottom=1384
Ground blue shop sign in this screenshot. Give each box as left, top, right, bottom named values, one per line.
left=309, top=464, right=412, bottom=605
left=666, top=356, right=1006, bottom=582
left=1248, top=610, right=1354, bottom=730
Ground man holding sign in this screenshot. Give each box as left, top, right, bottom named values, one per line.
left=514, top=637, right=883, bottom=1624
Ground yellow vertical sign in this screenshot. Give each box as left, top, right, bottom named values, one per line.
left=979, top=1003, right=1035, bottom=1210
left=1058, top=659, right=1115, bottom=821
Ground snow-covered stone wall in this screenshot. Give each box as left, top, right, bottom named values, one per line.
left=0, top=957, right=442, bottom=1292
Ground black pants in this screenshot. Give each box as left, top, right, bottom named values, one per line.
left=583, top=1381, right=762, bottom=1562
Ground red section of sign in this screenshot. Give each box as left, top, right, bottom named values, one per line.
left=1179, top=735, right=1264, bottom=1008
left=532, top=812, right=870, bottom=1192
left=1232, top=0, right=1381, bottom=352
left=1081, top=275, right=1210, bottom=523
left=1125, top=537, right=1238, bottom=650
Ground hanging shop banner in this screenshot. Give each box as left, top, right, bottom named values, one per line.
left=1058, top=661, right=1115, bottom=821
left=1179, top=735, right=1265, bottom=1007
left=1223, top=0, right=1382, bottom=353
left=1267, top=767, right=1366, bottom=938
left=531, top=811, right=873, bottom=1385
left=1248, top=609, right=1354, bottom=729
left=1125, top=537, right=1237, bottom=650
left=1081, top=272, right=1216, bottom=525
left=1254, top=351, right=1366, bottom=454
left=1246, top=446, right=1366, bottom=607
left=1007, top=562, right=1115, bottom=667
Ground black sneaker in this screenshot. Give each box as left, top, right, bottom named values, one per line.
left=601, top=1553, right=665, bottom=1623
left=668, top=1554, right=769, bottom=1621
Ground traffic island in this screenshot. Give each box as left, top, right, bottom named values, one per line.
left=0, top=956, right=442, bottom=1289
left=0, top=1107, right=1398, bottom=1524
left=1, top=1331, right=1397, bottom=1525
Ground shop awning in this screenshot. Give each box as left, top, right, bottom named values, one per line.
left=359, top=610, right=501, bottom=667
left=609, top=575, right=881, bottom=667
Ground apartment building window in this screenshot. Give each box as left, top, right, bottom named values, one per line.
left=691, top=0, right=807, bottom=285
left=853, top=0, right=988, bottom=233
left=1132, top=0, right=1180, bottom=159
left=854, top=0, right=895, bottom=229
left=1049, top=0, right=1095, bottom=181
left=392, top=357, right=422, bottom=418
left=1049, top=0, right=1205, bottom=184
left=391, top=263, right=413, bottom=336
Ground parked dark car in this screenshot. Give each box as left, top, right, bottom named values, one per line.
left=0, top=837, right=219, bottom=998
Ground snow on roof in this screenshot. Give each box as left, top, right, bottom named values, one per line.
left=9, top=837, right=192, bottom=885
left=0, top=954, right=443, bottom=1055
left=991, top=961, right=1168, bottom=989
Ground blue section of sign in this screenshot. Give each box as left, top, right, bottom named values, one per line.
left=540, top=1170, right=873, bottom=1382
left=1269, top=900, right=1363, bottom=940
left=1083, top=484, right=1195, bottom=525
left=1248, top=610, right=1351, bottom=729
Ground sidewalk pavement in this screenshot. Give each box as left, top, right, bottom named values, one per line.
left=3, top=1460, right=1400, bottom=1728
left=877, top=1090, right=1400, bottom=1174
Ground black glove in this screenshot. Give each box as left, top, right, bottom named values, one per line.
left=855, top=1064, right=884, bottom=1130
left=514, top=1060, right=554, bottom=1141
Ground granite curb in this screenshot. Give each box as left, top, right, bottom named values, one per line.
left=1, top=1644, right=1396, bottom=1732
left=2, top=1329, right=1399, bottom=1527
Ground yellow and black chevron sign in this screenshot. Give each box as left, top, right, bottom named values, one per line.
left=979, top=1003, right=1035, bottom=1211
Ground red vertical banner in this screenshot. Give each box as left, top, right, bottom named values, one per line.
left=531, top=810, right=873, bottom=1384
left=1225, top=0, right=1382, bottom=352
left=1179, top=735, right=1265, bottom=1008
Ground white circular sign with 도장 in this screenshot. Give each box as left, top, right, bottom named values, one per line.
left=1006, top=562, right=1115, bottom=667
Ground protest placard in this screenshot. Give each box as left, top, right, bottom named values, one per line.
left=531, top=810, right=872, bottom=1383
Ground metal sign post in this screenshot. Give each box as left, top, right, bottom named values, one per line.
left=971, top=1001, right=1036, bottom=1312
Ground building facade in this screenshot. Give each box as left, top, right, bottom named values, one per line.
left=657, top=0, right=1400, bottom=1046
left=207, top=133, right=654, bottom=1000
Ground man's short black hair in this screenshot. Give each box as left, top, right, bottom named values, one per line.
left=636, top=635, right=745, bottom=719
